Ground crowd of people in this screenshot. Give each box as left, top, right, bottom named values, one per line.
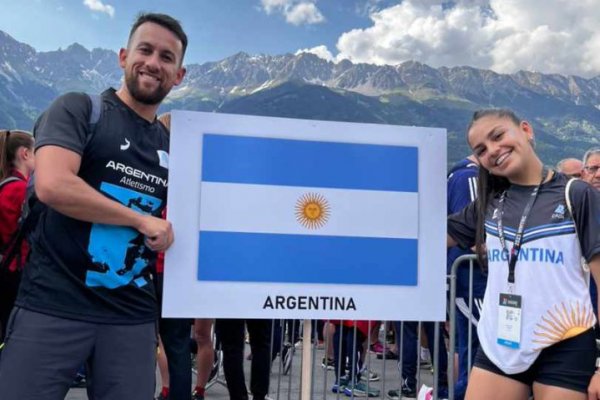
left=0, top=10, right=599, bottom=400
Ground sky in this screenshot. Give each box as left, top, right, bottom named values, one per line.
left=1, top=0, right=600, bottom=78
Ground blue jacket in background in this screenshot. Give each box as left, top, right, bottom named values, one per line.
left=447, top=158, right=486, bottom=299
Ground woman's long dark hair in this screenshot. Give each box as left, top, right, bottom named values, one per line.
left=468, top=109, right=521, bottom=271
left=0, top=129, right=34, bottom=181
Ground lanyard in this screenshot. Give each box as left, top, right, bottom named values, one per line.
left=497, top=167, right=548, bottom=285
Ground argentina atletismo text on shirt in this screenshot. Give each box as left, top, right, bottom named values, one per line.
left=0, top=13, right=186, bottom=400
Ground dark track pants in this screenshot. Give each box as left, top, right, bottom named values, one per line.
left=216, top=318, right=271, bottom=400
left=156, top=273, right=193, bottom=400
left=0, top=308, right=156, bottom=400
left=394, top=321, right=448, bottom=392
left=0, top=268, right=21, bottom=343
left=159, top=317, right=193, bottom=400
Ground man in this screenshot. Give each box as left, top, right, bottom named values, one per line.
left=446, top=154, right=485, bottom=400
left=0, top=13, right=186, bottom=400
left=582, top=148, right=600, bottom=331
left=556, top=157, right=584, bottom=178
left=582, top=148, right=600, bottom=190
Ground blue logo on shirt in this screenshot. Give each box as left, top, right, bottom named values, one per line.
left=85, top=182, right=162, bottom=289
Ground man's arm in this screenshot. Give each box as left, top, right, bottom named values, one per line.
left=35, top=145, right=173, bottom=251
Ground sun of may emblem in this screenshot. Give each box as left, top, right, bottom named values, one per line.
left=295, top=193, right=330, bottom=229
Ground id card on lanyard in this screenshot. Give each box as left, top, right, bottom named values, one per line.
left=496, top=168, right=548, bottom=349
left=497, top=293, right=522, bottom=348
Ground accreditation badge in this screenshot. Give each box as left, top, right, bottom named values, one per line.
left=497, top=293, right=522, bottom=349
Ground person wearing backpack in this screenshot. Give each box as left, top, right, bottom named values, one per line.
left=0, top=13, right=187, bottom=400
left=448, top=109, right=600, bottom=400
left=0, top=129, right=34, bottom=343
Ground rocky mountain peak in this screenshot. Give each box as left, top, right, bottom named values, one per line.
left=1, top=29, right=599, bottom=166
left=0, top=30, right=36, bottom=62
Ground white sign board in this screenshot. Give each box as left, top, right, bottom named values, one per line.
left=163, top=111, right=447, bottom=321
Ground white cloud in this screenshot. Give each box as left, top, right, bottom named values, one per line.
left=261, top=0, right=289, bottom=14
left=260, top=0, right=325, bottom=25
left=83, top=0, right=115, bottom=18
left=325, top=0, right=600, bottom=77
left=295, top=45, right=334, bottom=62
left=286, top=3, right=325, bottom=25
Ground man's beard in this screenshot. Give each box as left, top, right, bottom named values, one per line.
left=125, top=71, right=169, bottom=105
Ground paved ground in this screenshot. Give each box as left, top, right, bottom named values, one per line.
left=65, top=343, right=439, bottom=399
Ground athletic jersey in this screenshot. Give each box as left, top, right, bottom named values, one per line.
left=448, top=172, right=600, bottom=373
left=16, top=89, right=169, bottom=324
left=447, top=158, right=486, bottom=298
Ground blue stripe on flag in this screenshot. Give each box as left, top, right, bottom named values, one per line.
left=202, top=134, right=418, bottom=192
left=197, top=231, right=418, bottom=285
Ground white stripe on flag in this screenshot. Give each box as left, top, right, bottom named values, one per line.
left=199, top=182, right=418, bottom=239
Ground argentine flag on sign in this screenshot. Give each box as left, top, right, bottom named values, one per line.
left=198, top=134, right=419, bottom=286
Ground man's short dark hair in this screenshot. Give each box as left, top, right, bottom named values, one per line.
left=128, top=12, right=188, bottom=64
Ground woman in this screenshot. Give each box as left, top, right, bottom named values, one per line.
left=0, top=129, right=35, bottom=342
left=447, top=109, right=600, bottom=400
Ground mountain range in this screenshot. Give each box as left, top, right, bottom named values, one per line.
left=1, top=29, right=599, bottom=166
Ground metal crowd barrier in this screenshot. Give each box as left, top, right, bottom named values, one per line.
left=200, top=254, right=480, bottom=400
left=448, top=254, right=479, bottom=400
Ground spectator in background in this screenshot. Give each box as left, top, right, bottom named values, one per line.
left=331, top=320, right=380, bottom=398
left=582, top=148, right=600, bottom=190
left=581, top=148, right=600, bottom=337
left=192, top=319, right=215, bottom=400
left=155, top=112, right=193, bottom=400
left=447, top=154, right=486, bottom=400
left=216, top=318, right=271, bottom=400
left=154, top=239, right=193, bottom=400
left=387, top=321, right=448, bottom=400
left=0, top=130, right=35, bottom=343
left=321, top=321, right=336, bottom=370
left=556, top=158, right=583, bottom=179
